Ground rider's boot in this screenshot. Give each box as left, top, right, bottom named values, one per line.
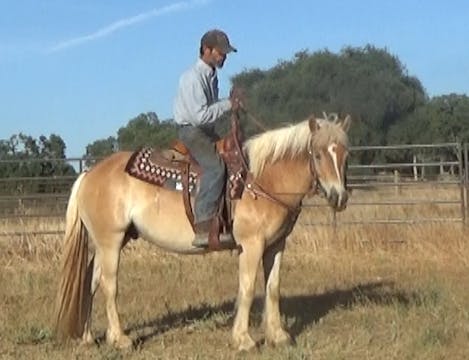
left=192, top=218, right=235, bottom=248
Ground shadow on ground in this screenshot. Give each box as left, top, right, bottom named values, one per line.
left=114, top=280, right=422, bottom=347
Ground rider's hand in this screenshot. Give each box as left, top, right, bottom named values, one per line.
left=231, top=97, right=242, bottom=112
left=230, top=86, right=246, bottom=111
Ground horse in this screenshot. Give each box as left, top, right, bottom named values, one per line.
left=54, top=113, right=351, bottom=352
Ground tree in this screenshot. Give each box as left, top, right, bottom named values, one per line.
left=84, top=136, right=118, bottom=167
left=232, top=45, right=427, bottom=164
left=388, top=94, right=469, bottom=172
left=117, top=112, right=177, bottom=151
left=389, top=94, right=469, bottom=145
left=84, top=112, right=178, bottom=163
left=0, top=133, right=76, bottom=194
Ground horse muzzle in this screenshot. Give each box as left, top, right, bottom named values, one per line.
left=327, top=187, right=348, bottom=211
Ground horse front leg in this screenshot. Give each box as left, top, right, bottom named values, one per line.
left=262, top=238, right=292, bottom=346
left=232, top=237, right=264, bottom=352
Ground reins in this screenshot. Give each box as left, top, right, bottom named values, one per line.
left=240, top=107, right=270, bottom=132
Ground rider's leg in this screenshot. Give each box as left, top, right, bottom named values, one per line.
left=179, top=125, right=229, bottom=246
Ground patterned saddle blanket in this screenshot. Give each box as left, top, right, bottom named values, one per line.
left=125, top=147, right=199, bottom=193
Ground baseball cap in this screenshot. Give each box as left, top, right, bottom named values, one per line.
left=201, top=29, right=237, bottom=54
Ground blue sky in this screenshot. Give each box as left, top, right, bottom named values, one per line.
left=1, top=0, right=468, bottom=157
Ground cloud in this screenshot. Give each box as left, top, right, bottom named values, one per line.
left=47, top=0, right=210, bottom=53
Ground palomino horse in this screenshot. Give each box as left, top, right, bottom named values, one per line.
left=55, top=114, right=351, bottom=351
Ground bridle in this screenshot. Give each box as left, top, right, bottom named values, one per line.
left=237, top=108, right=350, bottom=220
left=307, top=144, right=321, bottom=197
left=237, top=109, right=321, bottom=217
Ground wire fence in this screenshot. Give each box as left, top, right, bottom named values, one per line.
left=0, top=143, right=468, bottom=238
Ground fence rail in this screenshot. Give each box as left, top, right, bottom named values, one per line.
left=0, top=143, right=468, bottom=237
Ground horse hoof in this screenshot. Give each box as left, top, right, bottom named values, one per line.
left=81, top=331, right=96, bottom=346
left=80, top=337, right=95, bottom=347
left=106, top=332, right=133, bottom=350
left=115, top=335, right=133, bottom=350
left=233, top=333, right=257, bottom=352
left=266, top=329, right=293, bottom=347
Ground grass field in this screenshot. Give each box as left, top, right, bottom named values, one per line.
left=0, top=186, right=468, bottom=359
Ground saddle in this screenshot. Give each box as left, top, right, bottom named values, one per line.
left=125, top=113, right=248, bottom=250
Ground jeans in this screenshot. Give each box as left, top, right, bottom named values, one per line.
left=178, top=125, right=226, bottom=224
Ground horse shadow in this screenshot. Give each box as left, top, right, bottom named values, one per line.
left=282, top=281, right=419, bottom=338
left=119, top=280, right=419, bottom=346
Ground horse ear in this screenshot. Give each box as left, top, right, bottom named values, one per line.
left=308, top=115, right=319, bottom=134
left=340, top=114, right=352, bottom=132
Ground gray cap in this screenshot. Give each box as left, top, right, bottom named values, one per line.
left=201, top=29, right=237, bottom=54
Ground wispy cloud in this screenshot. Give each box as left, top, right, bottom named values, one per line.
left=47, top=0, right=210, bottom=53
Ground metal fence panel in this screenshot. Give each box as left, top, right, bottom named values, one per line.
left=301, top=142, right=466, bottom=226
left=0, top=143, right=467, bottom=237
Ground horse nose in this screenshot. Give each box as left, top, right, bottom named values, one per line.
left=328, top=188, right=339, bottom=208
left=328, top=187, right=348, bottom=211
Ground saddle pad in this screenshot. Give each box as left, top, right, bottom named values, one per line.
left=125, top=148, right=198, bottom=191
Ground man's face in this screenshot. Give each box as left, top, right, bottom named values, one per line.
left=208, top=47, right=227, bottom=68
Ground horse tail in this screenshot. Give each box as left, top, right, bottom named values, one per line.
left=54, top=172, right=91, bottom=341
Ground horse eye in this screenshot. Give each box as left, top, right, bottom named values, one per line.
left=315, top=154, right=321, bottom=161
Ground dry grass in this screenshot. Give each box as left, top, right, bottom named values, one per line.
left=1, top=186, right=469, bottom=359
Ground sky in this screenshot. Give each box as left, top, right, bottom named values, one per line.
left=1, top=0, right=468, bottom=157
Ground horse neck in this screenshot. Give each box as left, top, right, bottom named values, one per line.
left=254, top=153, right=313, bottom=207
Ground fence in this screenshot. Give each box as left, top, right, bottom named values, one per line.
left=0, top=143, right=468, bottom=238
left=300, top=142, right=467, bottom=228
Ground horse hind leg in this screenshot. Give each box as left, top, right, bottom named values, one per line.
left=81, top=254, right=101, bottom=345
left=95, top=232, right=133, bottom=349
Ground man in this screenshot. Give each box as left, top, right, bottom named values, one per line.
left=173, top=29, right=242, bottom=247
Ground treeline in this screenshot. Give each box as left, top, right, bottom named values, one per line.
left=1, top=45, right=469, bottom=191
left=0, top=134, right=76, bottom=195
left=83, top=112, right=177, bottom=166
left=231, top=46, right=469, bottom=165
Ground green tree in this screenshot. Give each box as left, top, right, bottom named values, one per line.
left=389, top=94, right=469, bottom=145
left=84, top=136, right=118, bottom=167
left=0, top=133, right=76, bottom=194
left=388, top=94, right=469, bottom=172
left=84, top=112, right=178, bottom=163
left=232, top=45, right=427, bottom=164
left=117, top=112, right=177, bottom=151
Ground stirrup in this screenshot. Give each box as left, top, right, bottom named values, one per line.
left=192, top=232, right=234, bottom=248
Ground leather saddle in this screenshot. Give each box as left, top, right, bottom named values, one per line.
left=125, top=113, right=248, bottom=250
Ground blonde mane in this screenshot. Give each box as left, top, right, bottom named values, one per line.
left=244, top=115, right=349, bottom=177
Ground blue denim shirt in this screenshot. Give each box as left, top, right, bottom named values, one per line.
left=173, top=58, right=231, bottom=126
